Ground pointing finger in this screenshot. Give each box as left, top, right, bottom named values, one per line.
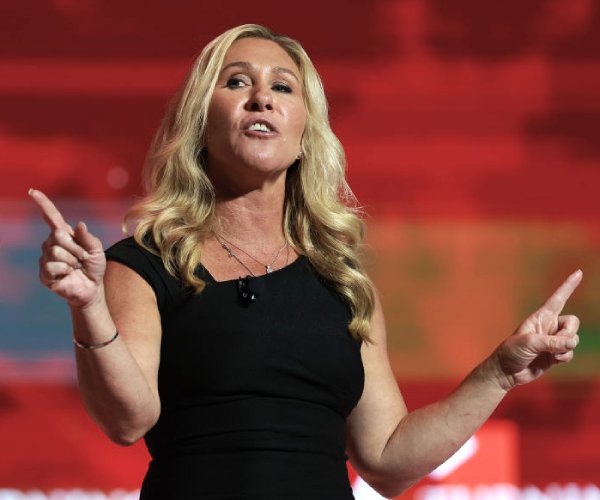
left=540, top=270, right=583, bottom=316
left=28, top=188, right=71, bottom=232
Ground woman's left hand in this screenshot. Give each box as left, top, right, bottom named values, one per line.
left=492, top=270, right=582, bottom=390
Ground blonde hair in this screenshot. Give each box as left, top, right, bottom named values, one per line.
left=125, top=24, right=375, bottom=341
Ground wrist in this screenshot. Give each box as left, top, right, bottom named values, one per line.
left=476, top=354, right=514, bottom=394
left=73, top=329, right=119, bottom=350
left=68, top=285, right=111, bottom=330
left=69, top=285, right=118, bottom=350
left=68, top=284, right=106, bottom=312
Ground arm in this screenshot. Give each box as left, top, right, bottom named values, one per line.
left=72, top=262, right=161, bottom=445
left=30, top=189, right=161, bottom=445
left=346, top=271, right=582, bottom=497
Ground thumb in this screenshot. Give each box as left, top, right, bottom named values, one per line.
left=74, top=221, right=104, bottom=255
left=531, top=333, right=579, bottom=354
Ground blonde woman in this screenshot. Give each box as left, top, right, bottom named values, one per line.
left=31, top=24, right=582, bottom=499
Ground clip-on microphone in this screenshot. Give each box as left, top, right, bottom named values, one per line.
left=237, top=275, right=265, bottom=306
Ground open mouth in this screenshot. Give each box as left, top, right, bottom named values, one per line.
left=247, top=122, right=273, bottom=133
left=243, top=118, right=278, bottom=134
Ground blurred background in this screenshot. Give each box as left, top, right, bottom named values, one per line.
left=1, top=0, right=599, bottom=498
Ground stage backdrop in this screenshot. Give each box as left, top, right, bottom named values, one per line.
left=1, top=1, right=599, bottom=498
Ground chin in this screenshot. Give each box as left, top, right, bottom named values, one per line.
left=243, top=154, right=295, bottom=174
left=208, top=149, right=295, bottom=182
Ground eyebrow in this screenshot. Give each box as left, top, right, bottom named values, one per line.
left=221, top=61, right=300, bottom=83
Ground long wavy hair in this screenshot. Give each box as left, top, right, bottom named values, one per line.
left=125, top=24, right=375, bottom=341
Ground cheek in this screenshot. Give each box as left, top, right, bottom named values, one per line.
left=206, top=106, right=226, bottom=140
left=206, top=96, right=238, bottom=144
left=289, top=106, right=307, bottom=146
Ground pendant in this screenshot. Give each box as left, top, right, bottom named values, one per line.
left=266, top=265, right=273, bottom=273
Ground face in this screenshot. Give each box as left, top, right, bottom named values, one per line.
left=205, top=38, right=306, bottom=184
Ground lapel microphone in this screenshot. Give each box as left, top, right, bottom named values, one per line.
left=237, top=275, right=265, bottom=306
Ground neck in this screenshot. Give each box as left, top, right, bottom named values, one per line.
left=214, top=187, right=287, bottom=247
left=207, top=158, right=290, bottom=247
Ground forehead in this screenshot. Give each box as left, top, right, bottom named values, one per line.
left=221, top=38, right=301, bottom=76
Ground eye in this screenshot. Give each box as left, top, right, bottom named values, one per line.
left=226, top=77, right=247, bottom=89
left=273, top=82, right=292, bottom=93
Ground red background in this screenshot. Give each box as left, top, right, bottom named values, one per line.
left=1, top=1, right=599, bottom=497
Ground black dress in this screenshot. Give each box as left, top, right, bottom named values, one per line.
left=106, top=237, right=365, bottom=499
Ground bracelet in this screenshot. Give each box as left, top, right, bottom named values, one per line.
left=73, top=330, right=119, bottom=350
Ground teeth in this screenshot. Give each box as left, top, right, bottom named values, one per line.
left=248, top=122, right=272, bottom=132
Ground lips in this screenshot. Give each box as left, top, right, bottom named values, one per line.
left=241, top=118, right=278, bottom=134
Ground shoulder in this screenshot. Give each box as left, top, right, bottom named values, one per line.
left=105, top=236, right=164, bottom=273
left=106, top=235, right=159, bottom=261
left=105, top=236, right=183, bottom=312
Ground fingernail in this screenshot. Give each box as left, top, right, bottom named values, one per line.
left=566, top=337, right=578, bottom=349
left=28, top=188, right=35, bottom=196
left=80, top=222, right=88, bottom=232
left=81, top=251, right=90, bottom=260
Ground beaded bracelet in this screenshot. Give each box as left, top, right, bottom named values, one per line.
left=73, top=330, right=119, bottom=350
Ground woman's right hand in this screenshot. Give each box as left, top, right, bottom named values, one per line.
left=29, top=189, right=106, bottom=308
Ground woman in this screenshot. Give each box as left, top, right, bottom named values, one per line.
left=30, top=24, right=582, bottom=499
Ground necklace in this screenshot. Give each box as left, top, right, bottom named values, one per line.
left=215, top=234, right=288, bottom=276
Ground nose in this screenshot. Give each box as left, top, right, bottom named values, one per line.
left=246, top=84, right=273, bottom=112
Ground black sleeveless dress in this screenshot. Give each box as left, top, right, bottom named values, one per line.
left=106, top=237, right=364, bottom=499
